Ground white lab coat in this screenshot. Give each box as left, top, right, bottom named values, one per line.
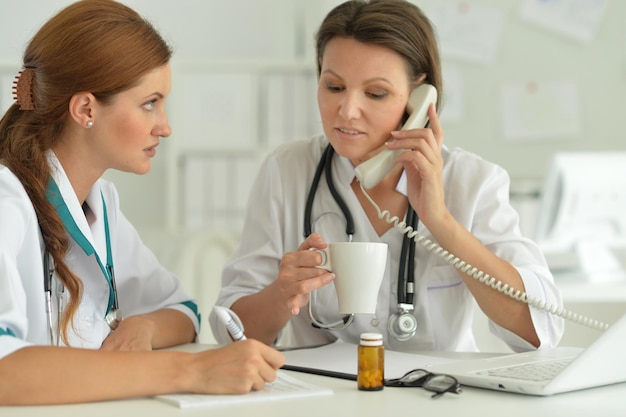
left=0, top=152, right=199, bottom=359
left=212, top=135, right=564, bottom=352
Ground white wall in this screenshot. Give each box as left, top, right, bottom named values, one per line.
left=2, top=0, right=625, bottom=233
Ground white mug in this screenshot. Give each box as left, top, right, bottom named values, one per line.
left=315, top=242, right=388, bottom=314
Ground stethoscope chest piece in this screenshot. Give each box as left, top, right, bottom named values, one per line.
left=105, top=309, right=123, bottom=330
left=387, top=309, right=418, bottom=341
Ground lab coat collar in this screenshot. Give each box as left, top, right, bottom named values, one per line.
left=46, top=150, right=106, bottom=260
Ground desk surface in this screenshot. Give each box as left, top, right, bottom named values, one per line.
left=2, top=344, right=624, bottom=417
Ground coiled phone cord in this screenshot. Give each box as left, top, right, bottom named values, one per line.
left=359, top=183, right=610, bottom=331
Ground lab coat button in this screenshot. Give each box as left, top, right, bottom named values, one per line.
left=371, top=318, right=380, bottom=326
left=82, top=315, right=94, bottom=326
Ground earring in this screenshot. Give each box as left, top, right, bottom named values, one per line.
left=86, top=120, right=93, bottom=128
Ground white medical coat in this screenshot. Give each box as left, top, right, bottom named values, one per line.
left=0, top=152, right=199, bottom=359
left=212, top=135, right=564, bottom=352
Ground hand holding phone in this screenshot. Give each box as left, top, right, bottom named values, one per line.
left=354, top=84, right=438, bottom=189
left=352, top=84, right=607, bottom=331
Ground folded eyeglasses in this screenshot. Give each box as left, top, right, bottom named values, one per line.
left=385, top=368, right=462, bottom=399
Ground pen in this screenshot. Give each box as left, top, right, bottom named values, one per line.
left=214, top=306, right=247, bottom=341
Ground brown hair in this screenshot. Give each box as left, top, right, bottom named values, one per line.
left=0, top=0, right=172, bottom=344
left=315, top=0, right=443, bottom=111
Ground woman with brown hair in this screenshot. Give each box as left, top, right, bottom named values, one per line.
left=0, top=0, right=283, bottom=405
left=212, top=0, right=564, bottom=353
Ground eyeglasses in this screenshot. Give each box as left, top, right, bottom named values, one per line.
left=384, top=369, right=462, bottom=399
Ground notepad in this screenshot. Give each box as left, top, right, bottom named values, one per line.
left=155, top=371, right=332, bottom=409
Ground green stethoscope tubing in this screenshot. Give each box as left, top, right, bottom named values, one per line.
left=45, top=178, right=121, bottom=328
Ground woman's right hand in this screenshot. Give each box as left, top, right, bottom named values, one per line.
left=273, top=233, right=335, bottom=316
left=228, top=233, right=335, bottom=345
left=187, top=340, right=285, bottom=394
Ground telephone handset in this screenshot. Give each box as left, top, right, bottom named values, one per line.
left=355, top=83, right=438, bottom=189
left=353, top=86, right=609, bottom=332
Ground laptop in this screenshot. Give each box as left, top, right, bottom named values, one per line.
left=428, top=312, right=626, bottom=396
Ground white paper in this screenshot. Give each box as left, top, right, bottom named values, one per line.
left=519, top=0, right=608, bottom=43
left=427, top=1, right=505, bottom=64
left=500, top=80, right=581, bottom=142
left=156, top=371, right=332, bottom=409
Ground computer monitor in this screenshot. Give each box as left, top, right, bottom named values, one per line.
left=534, top=152, right=626, bottom=281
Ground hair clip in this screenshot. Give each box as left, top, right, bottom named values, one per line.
left=13, top=69, right=35, bottom=110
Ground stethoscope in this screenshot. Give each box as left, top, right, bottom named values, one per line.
left=304, top=144, right=419, bottom=341
left=43, top=179, right=122, bottom=345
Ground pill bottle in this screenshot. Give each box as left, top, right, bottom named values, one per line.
left=357, top=332, right=384, bottom=391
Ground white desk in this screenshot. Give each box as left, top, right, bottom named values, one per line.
left=1, top=344, right=624, bottom=417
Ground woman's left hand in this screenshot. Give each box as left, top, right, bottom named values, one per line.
left=99, top=315, right=155, bottom=351
left=386, top=103, right=447, bottom=228
left=99, top=309, right=195, bottom=351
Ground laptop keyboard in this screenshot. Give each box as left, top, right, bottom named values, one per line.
left=477, top=358, right=573, bottom=382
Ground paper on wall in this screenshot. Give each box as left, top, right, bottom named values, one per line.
left=500, top=79, right=581, bottom=142
left=519, top=0, right=608, bottom=44
left=426, top=1, right=505, bottom=65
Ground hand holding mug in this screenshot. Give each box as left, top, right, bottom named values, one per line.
left=313, top=242, right=388, bottom=314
